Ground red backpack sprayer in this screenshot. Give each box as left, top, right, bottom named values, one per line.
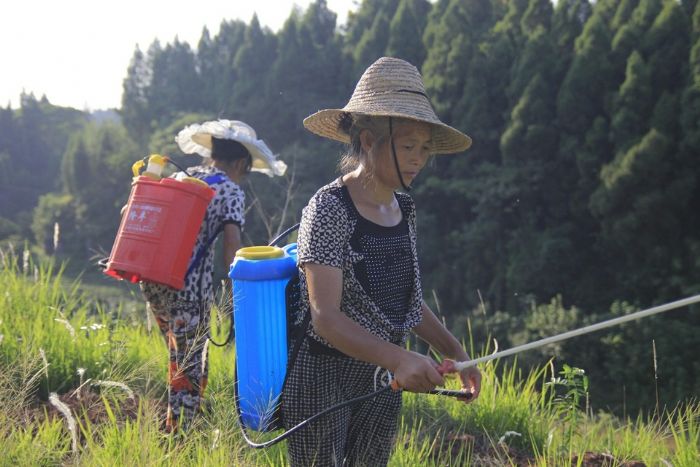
left=103, top=154, right=220, bottom=289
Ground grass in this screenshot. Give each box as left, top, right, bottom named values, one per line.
left=1, top=248, right=698, bottom=466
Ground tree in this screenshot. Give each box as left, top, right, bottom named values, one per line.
left=591, top=129, right=694, bottom=302
left=231, top=15, right=278, bottom=121
left=197, top=20, right=248, bottom=114
left=344, top=0, right=400, bottom=75
left=57, top=123, right=139, bottom=259
left=386, top=0, right=431, bottom=66
left=643, top=0, right=690, bottom=98
left=121, top=46, right=151, bottom=146
left=0, top=96, right=86, bottom=242
left=610, top=50, right=652, bottom=154
left=145, top=39, right=203, bottom=128
left=418, top=0, right=507, bottom=310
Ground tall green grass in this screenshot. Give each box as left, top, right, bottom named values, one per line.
left=1, top=249, right=698, bottom=466
left=0, top=249, right=163, bottom=400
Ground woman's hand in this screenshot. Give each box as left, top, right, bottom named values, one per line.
left=393, top=351, right=444, bottom=393
left=457, top=365, right=481, bottom=404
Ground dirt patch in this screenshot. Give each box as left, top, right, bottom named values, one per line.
left=572, top=452, right=646, bottom=466
left=29, top=389, right=166, bottom=430
left=433, top=431, right=535, bottom=466
left=433, top=431, right=646, bottom=466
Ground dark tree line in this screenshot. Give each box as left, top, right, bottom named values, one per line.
left=1, top=0, right=699, bottom=414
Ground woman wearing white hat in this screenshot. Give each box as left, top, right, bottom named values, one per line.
left=282, top=57, right=481, bottom=465
left=142, top=120, right=285, bottom=432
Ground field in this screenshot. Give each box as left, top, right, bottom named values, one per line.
left=0, top=250, right=697, bottom=466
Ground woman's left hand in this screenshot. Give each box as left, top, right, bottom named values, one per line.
left=435, top=358, right=481, bottom=403
left=457, top=365, right=481, bottom=404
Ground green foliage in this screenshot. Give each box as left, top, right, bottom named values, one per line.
left=148, top=112, right=213, bottom=158
left=546, top=364, right=589, bottom=445
left=2, top=0, right=700, bottom=419
left=31, top=193, right=79, bottom=256
left=0, top=95, right=87, bottom=239
left=386, top=0, right=431, bottom=66
left=0, top=416, right=70, bottom=465
left=0, top=260, right=699, bottom=465
left=53, top=122, right=139, bottom=261
left=345, top=0, right=400, bottom=75
left=610, top=50, right=652, bottom=153
left=0, top=248, right=160, bottom=400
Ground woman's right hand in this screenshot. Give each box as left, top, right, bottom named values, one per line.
left=392, top=351, right=444, bottom=393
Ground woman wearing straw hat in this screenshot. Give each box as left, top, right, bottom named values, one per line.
left=282, top=57, right=481, bottom=465
left=142, top=120, right=285, bottom=432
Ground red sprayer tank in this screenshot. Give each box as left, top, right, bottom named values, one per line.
left=104, top=174, right=214, bottom=289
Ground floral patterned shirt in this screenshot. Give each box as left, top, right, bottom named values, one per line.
left=296, top=179, right=423, bottom=347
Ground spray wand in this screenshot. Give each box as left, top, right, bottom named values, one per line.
left=391, top=294, right=700, bottom=398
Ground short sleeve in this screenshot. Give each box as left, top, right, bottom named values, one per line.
left=297, top=191, right=350, bottom=269
left=222, top=184, right=245, bottom=227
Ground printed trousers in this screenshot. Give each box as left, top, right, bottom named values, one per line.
left=149, top=299, right=210, bottom=432
left=281, top=340, right=402, bottom=466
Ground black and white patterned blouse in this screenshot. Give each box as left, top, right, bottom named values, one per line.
left=141, top=165, right=245, bottom=308
left=296, top=179, right=423, bottom=348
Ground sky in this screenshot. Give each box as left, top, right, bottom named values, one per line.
left=1, top=0, right=356, bottom=111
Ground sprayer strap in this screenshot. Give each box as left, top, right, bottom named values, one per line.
left=286, top=311, right=311, bottom=381
left=203, top=174, right=226, bottom=185
left=184, top=173, right=228, bottom=277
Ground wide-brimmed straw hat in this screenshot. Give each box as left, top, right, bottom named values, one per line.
left=176, top=119, right=287, bottom=177
left=303, top=57, right=471, bottom=154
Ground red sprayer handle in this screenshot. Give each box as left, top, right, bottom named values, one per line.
left=389, top=359, right=473, bottom=399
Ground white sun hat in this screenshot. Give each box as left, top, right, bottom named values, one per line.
left=175, top=119, right=287, bottom=177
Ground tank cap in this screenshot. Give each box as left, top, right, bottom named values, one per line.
left=236, top=246, right=284, bottom=260
left=180, top=177, right=209, bottom=187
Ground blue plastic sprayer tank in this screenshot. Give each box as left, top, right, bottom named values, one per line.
left=229, top=243, right=298, bottom=431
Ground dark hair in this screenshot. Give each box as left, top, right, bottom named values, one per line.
left=337, top=113, right=389, bottom=175
left=211, top=137, right=252, bottom=172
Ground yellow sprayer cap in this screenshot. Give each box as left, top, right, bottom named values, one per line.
left=148, top=154, right=168, bottom=166
left=236, top=246, right=284, bottom=260
left=180, top=177, right=210, bottom=187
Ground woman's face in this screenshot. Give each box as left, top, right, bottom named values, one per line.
left=369, top=120, right=432, bottom=189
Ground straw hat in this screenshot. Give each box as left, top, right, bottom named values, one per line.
left=176, top=119, right=287, bottom=177
left=303, top=57, right=471, bottom=154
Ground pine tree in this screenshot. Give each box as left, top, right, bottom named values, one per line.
left=386, top=0, right=431, bottom=66
left=551, top=0, right=593, bottom=80
left=610, top=50, right=652, bottom=154
left=57, top=123, right=138, bottom=258
left=121, top=45, right=151, bottom=146
left=521, top=0, right=552, bottom=36
left=232, top=15, right=278, bottom=122
left=344, top=0, right=400, bottom=74
left=197, top=19, right=248, bottom=114
left=419, top=0, right=511, bottom=309
left=422, top=0, right=498, bottom=121
left=643, top=0, right=690, bottom=97
left=145, top=39, right=203, bottom=128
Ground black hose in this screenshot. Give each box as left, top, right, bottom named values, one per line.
left=240, top=386, right=392, bottom=449
left=269, top=224, right=301, bottom=247
left=166, top=157, right=193, bottom=176
left=239, top=385, right=473, bottom=448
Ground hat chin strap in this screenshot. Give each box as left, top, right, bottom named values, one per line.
left=389, top=117, right=412, bottom=192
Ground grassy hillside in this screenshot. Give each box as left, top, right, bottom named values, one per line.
left=0, top=248, right=697, bottom=466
